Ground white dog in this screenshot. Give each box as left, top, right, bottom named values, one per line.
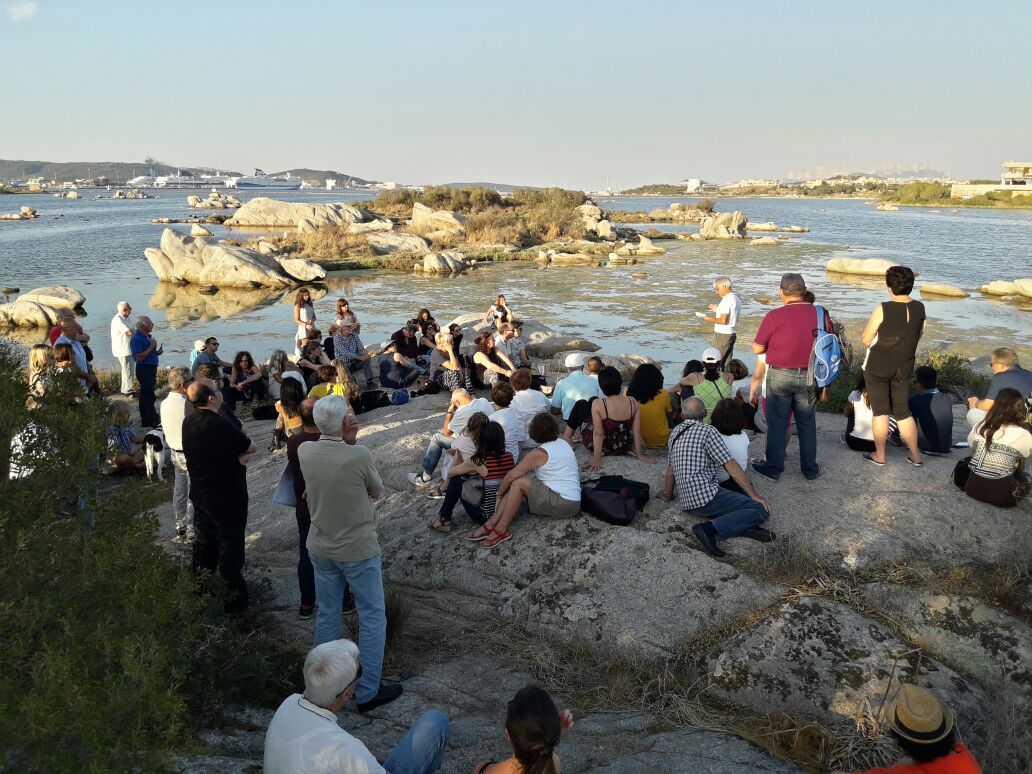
left=143, top=426, right=169, bottom=482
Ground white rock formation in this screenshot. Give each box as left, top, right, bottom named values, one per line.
left=698, top=211, right=748, bottom=239
left=226, top=198, right=380, bottom=228
left=18, top=285, right=86, bottom=309
left=749, top=236, right=779, bottom=246
left=190, top=224, right=214, bottom=237
left=186, top=191, right=241, bottom=209
left=919, top=282, right=969, bottom=298
left=418, top=251, right=473, bottom=274
left=826, top=257, right=898, bottom=276
left=0, top=300, right=60, bottom=328
left=410, top=203, right=466, bottom=237
left=747, top=221, right=778, bottom=231
left=615, top=235, right=665, bottom=256
left=365, top=231, right=432, bottom=255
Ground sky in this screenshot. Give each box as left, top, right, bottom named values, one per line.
left=3, top=0, right=1030, bottom=189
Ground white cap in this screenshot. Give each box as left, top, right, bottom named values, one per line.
left=193, top=340, right=205, bottom=351
left=565, top=352, right=587, bottom=368
left=701, top=347, right=721, bottom=364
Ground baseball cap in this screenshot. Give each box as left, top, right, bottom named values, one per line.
left=565, top=352, right=587, bottom=368
left=780, top=273, right=806, bottom=293
left=193, top=340, right=205, bottom=351
left=701, top=347, right=722, bottom=364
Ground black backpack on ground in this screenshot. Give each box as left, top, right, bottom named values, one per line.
left=580, top=475, right=651, bottom=526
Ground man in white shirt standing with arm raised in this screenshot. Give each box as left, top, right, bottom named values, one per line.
left=110, top=301, right=135, bottom=396
left=703, top=277, right=741, bottom=371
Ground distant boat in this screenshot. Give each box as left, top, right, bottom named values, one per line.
left=226, top=169, right=302, bottom=191
left=154, top=170, right=227, bottom=189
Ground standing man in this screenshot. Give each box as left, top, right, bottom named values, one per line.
left=131, top=316, right=162, bottom=427
left=110, top=301, right=135, bottom=396
left=160, top=367, right=194, bottom=546
left=183, top=378, right=256, bottom=614
left=703, top=277, right=741, bottom=370
left=299, top=395, right=402, bottom=712
left=751, top=273, right=830, bottom=482
left=286, top=398, right=321, bottom=619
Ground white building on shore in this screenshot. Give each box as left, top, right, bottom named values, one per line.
left=951, top=160, right=1032, bottom=199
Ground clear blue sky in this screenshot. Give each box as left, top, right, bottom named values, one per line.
left=3, top=0, right=1029, bottom=188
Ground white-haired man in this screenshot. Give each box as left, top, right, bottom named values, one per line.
left=110, top=301, right=135, bottom=395
left=264, top=639, right=451, bottom=774
left=161, top=366, right=194, bottom=546
left=299, top=396, right=400, bottom=712
left=131, top=316, right=162, bottom=427
left=702, top=276, right=741, bottom=370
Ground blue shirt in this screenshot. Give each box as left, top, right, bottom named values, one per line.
left=907, top=388, right=953, bottom=455
left=550, top=370, right=601, bottom=420
left=130, top=330, right=158, bottom=366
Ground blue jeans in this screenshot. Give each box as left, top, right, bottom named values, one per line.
left=383, top=710, right=451, bottom=774
left=421, top=432, right=453, bottom=476
left=438, top=475, right=486, bottom=525
left=689, top=488, right=768, bottom=540
left=310, top=553, right=386, bottom=705
left=757, top=367, right=819, bottom=479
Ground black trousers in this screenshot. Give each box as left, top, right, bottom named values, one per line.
left=295, top=511, right=315, bottom=607
left=566, top=397, right=597, bottom=431
left=136, top=364, right=158, bottom=427
left=224, top=380, right=267, bottom=410
left=192, top=497, right=249, bottom=613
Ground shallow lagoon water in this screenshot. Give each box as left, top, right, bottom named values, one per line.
left=0, top=190, right=1029, bottom=375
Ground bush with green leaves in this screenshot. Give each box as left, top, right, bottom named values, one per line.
left=0, top=342, right=299, bottom=772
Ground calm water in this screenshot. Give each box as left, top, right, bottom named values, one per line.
left=1, top=190, right=1029, bottom=375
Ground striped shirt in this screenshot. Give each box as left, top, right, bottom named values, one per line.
left=480, top=452, right=515, bottom=521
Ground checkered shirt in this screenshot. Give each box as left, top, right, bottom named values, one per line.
left=667, top=419, right=733, bottom=511
left=333, top=331, right=366, bottom=366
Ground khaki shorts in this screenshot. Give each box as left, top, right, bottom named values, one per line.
left=527, top=478, right=581, bottom=519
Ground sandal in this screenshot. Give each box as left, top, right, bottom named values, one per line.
left=429, top=517, right=452, bottom=533
left=863, top=453, right=885, bottom=466
left=481, top=529, right=511, bottom=549
left=468, top=526, right=491, bottom=541
left=907, top=456, right=923, bottom=467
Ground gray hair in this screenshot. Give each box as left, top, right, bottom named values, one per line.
left=303, top=639, right=360, bottom=708
left=714, top=277, right=732, bottom=291
left=435, top=332, right=453, bottom=348
left=450, top=388, right=471, bottom=405
left=117, top=300, right=131, bottom=312
left=135, top=315, right=152, bottom=330
left=166, top=366, right=191, bottom=391
left=267, top=349, right=289, bottom=370
left=313, top=394, right=351, bottom=435
left=682, top=396, right=707, bottom=420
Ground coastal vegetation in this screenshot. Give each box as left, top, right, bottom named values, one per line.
left=881, top=182, right=1032, bottom=208
left=619, top=183, right=692, bottom=195
left=0, top=344, right=300, bottom=772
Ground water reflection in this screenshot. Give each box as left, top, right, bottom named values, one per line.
left=150, top=282, right=289, bottom=328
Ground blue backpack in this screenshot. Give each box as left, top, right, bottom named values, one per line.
left=810, top=304, right=843, bottom=388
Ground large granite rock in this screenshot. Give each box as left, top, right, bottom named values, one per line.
left=226, top=197, right=369, bottom=228
left=920, top=282, right=969, bottom=298
left=979, top=280, right=1021, bottom=296
left=276, top=255, right=327, bottom=282
left=418, top=251, right=473, bottom=275
left=747, top=221, right=779, bottom=232
left=1015, top=278, right=1032, bottom=297
left=18, top=285, right=85, bottom=309
left=186, top=191, right=241, bottom=209
left=145, top=228, right=321, bottom=288
left=365, top=231, right=432, bottom=255
left=826, top=257, right=897, bottom=277
left=648, top=203, right=712, bottom=223
left=410, top=203, right=466, bottom=236
left=615, top=235, right=665, bottom=256
left=0, top=299, right=59, bottom=328
left=445, top=314, right=602, bottom=359
left=699, top=211, right=748, bottom=239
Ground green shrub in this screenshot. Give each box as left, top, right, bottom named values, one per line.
left=0, top=343, right=299, bottom=772
left=916, top=351, right=988, bottom=400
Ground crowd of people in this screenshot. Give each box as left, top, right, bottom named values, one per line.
left=15, top=270, right=1027, bottom=773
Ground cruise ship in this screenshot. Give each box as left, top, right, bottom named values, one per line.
left=225, top=169, right=302, bottom=191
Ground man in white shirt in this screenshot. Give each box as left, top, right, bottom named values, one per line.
left=264, top=639, right=451, bottom=774
left=110, top=301, right=135, bottom=395
left=409, top=388, right=494, bottom=489
left=703, top=276, right=741, bottom=370
left=489, top=382, right=525, bottom=461
left=509, top=368, right=550, bottom=449
left=160, top=367, right=194, bottom=545
left=493, top=323, right=529, bottom=369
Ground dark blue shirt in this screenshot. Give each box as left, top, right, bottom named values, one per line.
left=130, top=330, right=159, bottom=366
left=908, top=389, right=953, bottom=454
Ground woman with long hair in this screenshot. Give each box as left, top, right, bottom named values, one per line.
left=473, top=331, right=514, bottom=388
left=474, top=685, right=573, bottom=774
left=429, top=331, right=463, bottom=391
left=626, top=362, right=671, bottom=447
left=266, top=349, right=304, bottom=400
left=293, top=287, right=316, bottom=355
left=961, top=388, right=1032, bottom=507
left=861, top=265, right=926, bottom=467
left=272, top=377, right=306, bottom=450
left=431, top=420, right=515, bottom=533
left=226, top=351, right=267, bottom=409
left=483, top=294, right=513, bottom=330
left=27, top=343, right=54, bottom=402
left=582, top=366, right=654, bottom=471
left=333, top=297, right=360, bottom=333
left=416, top=307, right=440, bottom=354
left=297, top=339, right=331, bottom=388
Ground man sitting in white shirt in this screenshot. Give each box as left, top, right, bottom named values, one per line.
left=264, top=639, right=451, bottom=774
left=510, top=368, right=551, bottom=449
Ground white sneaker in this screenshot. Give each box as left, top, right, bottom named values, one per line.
left=407, top=472, right=432, bottom=490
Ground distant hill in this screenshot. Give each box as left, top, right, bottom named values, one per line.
left=273, top=169, right=376, bottom=186
left=0, top=159, right=240, bottom=183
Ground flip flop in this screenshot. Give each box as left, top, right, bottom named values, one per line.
left=863, top=453, right=885, bottom=466
left=907, top=457, right=923, bottom=467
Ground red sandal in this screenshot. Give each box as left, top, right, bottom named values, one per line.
left=468, top=526, right=491, bottom=541
left=481, top=529, right=511, bottom=549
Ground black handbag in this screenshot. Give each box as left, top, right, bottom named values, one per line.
left=952, top=456, right=972, bottom=489
left=460, top=475, right=484, bottom=507
left=588, top=475, right=650, bottom=509
left=581, top=486, right=636, bottom=526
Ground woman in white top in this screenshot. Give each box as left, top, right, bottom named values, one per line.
left=509, top=368, right=551, bottom=449
left=710, top=398, right=752, bottom=493
left=961, top=388, right=1032, bottom=508
left=472, top=413, right=581, bottom=549
left=293, top=288, right=316, bottom=355
left=843, top=375, right=898, bottom=454
left=483, top=294, right=513, bottom=330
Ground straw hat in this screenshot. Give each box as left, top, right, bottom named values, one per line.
left=885, top=684, right=954, bottom=744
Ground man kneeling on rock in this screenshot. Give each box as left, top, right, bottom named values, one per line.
left=264, top=638, right=451, bottom=774
left=658, top=397, right=773, bottom=557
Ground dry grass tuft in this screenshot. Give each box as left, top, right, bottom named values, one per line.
left=292, top=225, right=370, bottom=262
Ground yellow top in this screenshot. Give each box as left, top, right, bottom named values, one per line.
left=635, top=390, right=671, bottom=448
left=308, top=382, right=347, bottom=399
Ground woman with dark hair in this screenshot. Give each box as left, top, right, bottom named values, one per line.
left=861, top=265, right=926, bottom=467
left=226, top=351, right=267, bottom=409
left=579, top=366, right=653, bottom=470
left=430, top=420, right=515, bottom=533
left=271, top=377, right=305, bottom=450
left=482, top=294, right=513, bottom=330
left=292, top=288, right=316, bottom=355
left=416, top=308, right=440, bottom=355
left=669, top=359, right=704, bottom=423
left=298, top=340, right=331, bottom=388
left=473, top=331, right=514, bottom=388
left=711, top=398, right=750, bottom=494
left=428, top=332, right=463, bottom=391
left=959, top=388, right=1032, bottom=507
left=626, top=362, right=671, bottom=447
left=474, top=685, right=573, bottom=774
left=332, top=297, right=360, bottom=333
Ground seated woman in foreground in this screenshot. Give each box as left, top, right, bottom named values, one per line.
left=579, top=366, right=654, bottom=471
left=225, top=350, right=267, bottom=409
left=474, top=685, right=573, bottom=774
left=471, top=413, right=582, bottom=549
left=958, top=388, right=1032, bottom=508
left=843, top=375, right=897, bottom=454
left=430, top=421, right=514, bottom=533
left=711, top=398, right=751, bottom=494
left=626, top=362, right=672, bottom=448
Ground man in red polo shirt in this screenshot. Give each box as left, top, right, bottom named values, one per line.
left=751, top=273, right=832, bottom=481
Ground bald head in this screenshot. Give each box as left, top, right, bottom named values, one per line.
left=299, top=397, right=318, bottom=429
left=682, top=396, right=706, bottom=421
left=135, top=315, right=153, bottom=332
left=187, top=377, right=220, bottom=410
left=450, top=388, right=472, bottom=406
